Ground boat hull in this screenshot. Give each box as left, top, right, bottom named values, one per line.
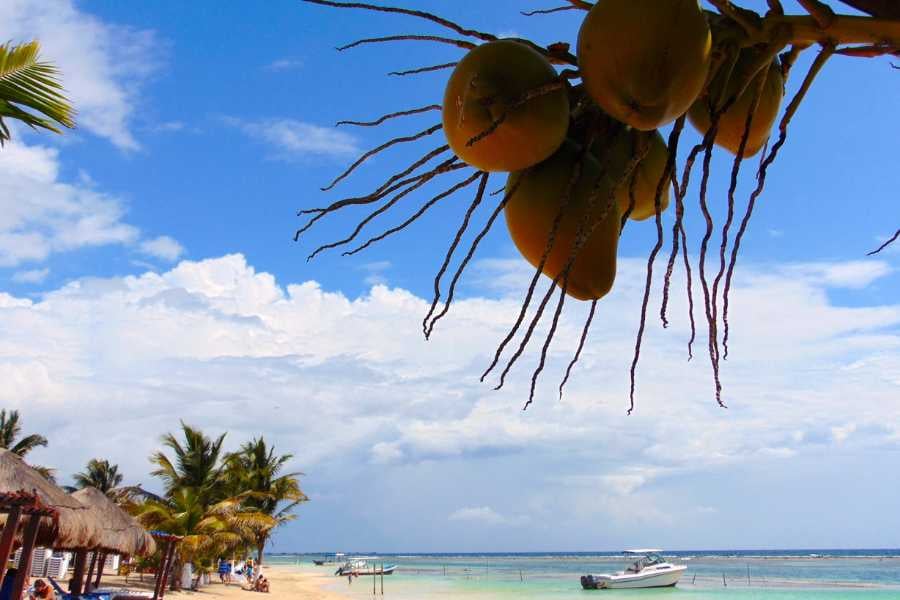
left=336, top=566, right=397, bottom=577
left=581, top=566, right=686, bottom=589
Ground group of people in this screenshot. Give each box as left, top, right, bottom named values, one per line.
left=217, top=558, right=269, bottom=593
left=0, top=569, right=55, bottom=600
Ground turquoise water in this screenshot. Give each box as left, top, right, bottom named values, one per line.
left=268, top=552, right=900, bottom=599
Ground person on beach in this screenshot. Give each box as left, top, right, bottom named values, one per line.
left=29, top=580, right=54, bottom=600
left=218, top=559, right=232, bottom=585
left=245, top=560, right=254, bottom=584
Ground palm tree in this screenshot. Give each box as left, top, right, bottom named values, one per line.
left=73, top=459, right=124, bottom=495
left=134, top=486, right=275, bottom=589
left=0, top=40, right=75, bottom=145
left=0, top=409, right=48, bottom=456
left=224, top=438, right=307, bottom=564
left=150, top=422, right=226, bottom=505
left=0, top=409, right=56, bottom=481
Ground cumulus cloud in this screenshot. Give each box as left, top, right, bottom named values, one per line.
left=0, top=0, right=161, bottom=150
left=2, top=254, right=899, bottom=546
left=224, top=117, right=359, bottom=159
left=0, top=141, right=139, bottom=266
left=140, top=236, right=185, bottom=262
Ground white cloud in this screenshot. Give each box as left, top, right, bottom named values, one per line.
left=784, top=261, right=892, bottom=289
left=265, top=58, right=303, bottom=71
left=358, top=261, right=392, bottom=286
left=0, top=140, right=139, bottom=266
left=140, top=236, right=185, bottom=262
left=2, top=254, right=899, bottom=544
left=448, top=506, right=527, bottom=526
left=11, top=268, right=50, bottom=284
left=224, top=117, right=360, bottom=159
left=0, top=0, right=160, bottom=150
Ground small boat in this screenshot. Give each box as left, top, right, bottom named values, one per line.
left=313, top=553, right=345, bottom=566
left=335, top=557, right=397, bottom=576
left=581, top=549, right=686, bottom=589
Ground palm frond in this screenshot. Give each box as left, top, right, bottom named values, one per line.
left=0, top=40, right=74, bottom=144
left=10, top=432, right=48, bottom=456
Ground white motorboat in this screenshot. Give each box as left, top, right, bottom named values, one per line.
left=581, top=550, right=686, bottom=589
left=335, top=557, right=397, bottom=576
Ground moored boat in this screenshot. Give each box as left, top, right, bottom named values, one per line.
left=335, top=557, right=397, bottom=576
left=581, top=550, right=686, bottom=589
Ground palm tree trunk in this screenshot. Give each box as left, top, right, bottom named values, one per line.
left=256, top=534, right=267, bottom=566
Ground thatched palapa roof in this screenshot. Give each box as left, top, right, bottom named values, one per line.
left=71, top=487, right=156, bottom=557
left=0, top=449, right=103, bottom=549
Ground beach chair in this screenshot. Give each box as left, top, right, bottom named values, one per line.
left=46, top=577, right=112, bottom=600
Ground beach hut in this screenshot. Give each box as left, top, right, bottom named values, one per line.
left=71, top=487, right=157, bottom=590
left=0, top=449, right=103, bottom=598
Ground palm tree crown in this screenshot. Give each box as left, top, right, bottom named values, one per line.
left=151, top=422, right=226, bottom=504
left=0, top=40, right=75, bottom=145
left=224, top=437, right=307, bottom=563
left=73, top=458, right=124, bottom=494
left=0, top=409, right=48, bottom=457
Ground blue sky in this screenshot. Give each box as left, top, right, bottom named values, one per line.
left=2, top=0, right=899, bottom=553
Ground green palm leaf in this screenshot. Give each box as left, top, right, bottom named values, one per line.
left=0, top=40, right=75, bottom=145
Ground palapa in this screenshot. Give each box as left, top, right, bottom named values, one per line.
left=0, top=448, right=102, bottom=549
left=71, top=487, right=156, bottom=557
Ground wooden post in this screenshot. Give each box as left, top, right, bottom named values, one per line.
left=12, top=514, right=41, bottom=600
left=0, top=506, right=22, bottom=584
left=95, top=552, right=107, bottom=587
left=70, top=550, right=88, bottom=595
left=159, top=543, right=177, bottom=599
left=152, top=540, right=172, bottom=600
left=380, top=562, right=384, bottom=595
left=86, top=551, right=98, bottom=589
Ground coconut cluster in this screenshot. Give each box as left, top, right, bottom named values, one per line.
left=441, top=0, right=784, bottom=302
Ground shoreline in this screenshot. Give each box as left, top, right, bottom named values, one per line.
left=97, top=565, right=346, bottom=600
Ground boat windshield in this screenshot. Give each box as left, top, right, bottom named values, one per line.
left=627, top=554, right=666, bottom=572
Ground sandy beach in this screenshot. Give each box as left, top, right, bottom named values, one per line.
left=97, top=566, right=345, bottom=600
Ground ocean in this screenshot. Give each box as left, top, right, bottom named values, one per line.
left=269, top=551, right=900, bottom=599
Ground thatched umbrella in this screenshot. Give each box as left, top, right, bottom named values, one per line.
left=71, top=487, right=156, bottom=557
left=0, top=449, right=102, bottom=549
left=71, top=487, right=157, bottom=588
left=0, top=449, right=104, bottom=598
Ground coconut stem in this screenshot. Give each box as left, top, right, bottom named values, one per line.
left=343, top=170, right=483, bottom=257
left=628, top=117, right=685, bottom=415
left=521, top=6, right=580, bottom=17
left=867, top=229, right=900, bottom=255
left=722, top=44, right=834, bottom=359
left=389, top=63, right=457, bottom=77
left=336, top=105, right=441, bottom=127
left=322, top=123, right=442, bottom=191
left=558, top=299, right=598, bottom=401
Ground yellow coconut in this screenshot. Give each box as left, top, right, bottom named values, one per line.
left=688, top=54, right=784, bottom=157
left=504, top=140, right=621, bottom=301
left=594, top=131, right=670, bottom=221
left=442, top=40, right=569, bottom=172
left=577, top=0, right=712, bottom=131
